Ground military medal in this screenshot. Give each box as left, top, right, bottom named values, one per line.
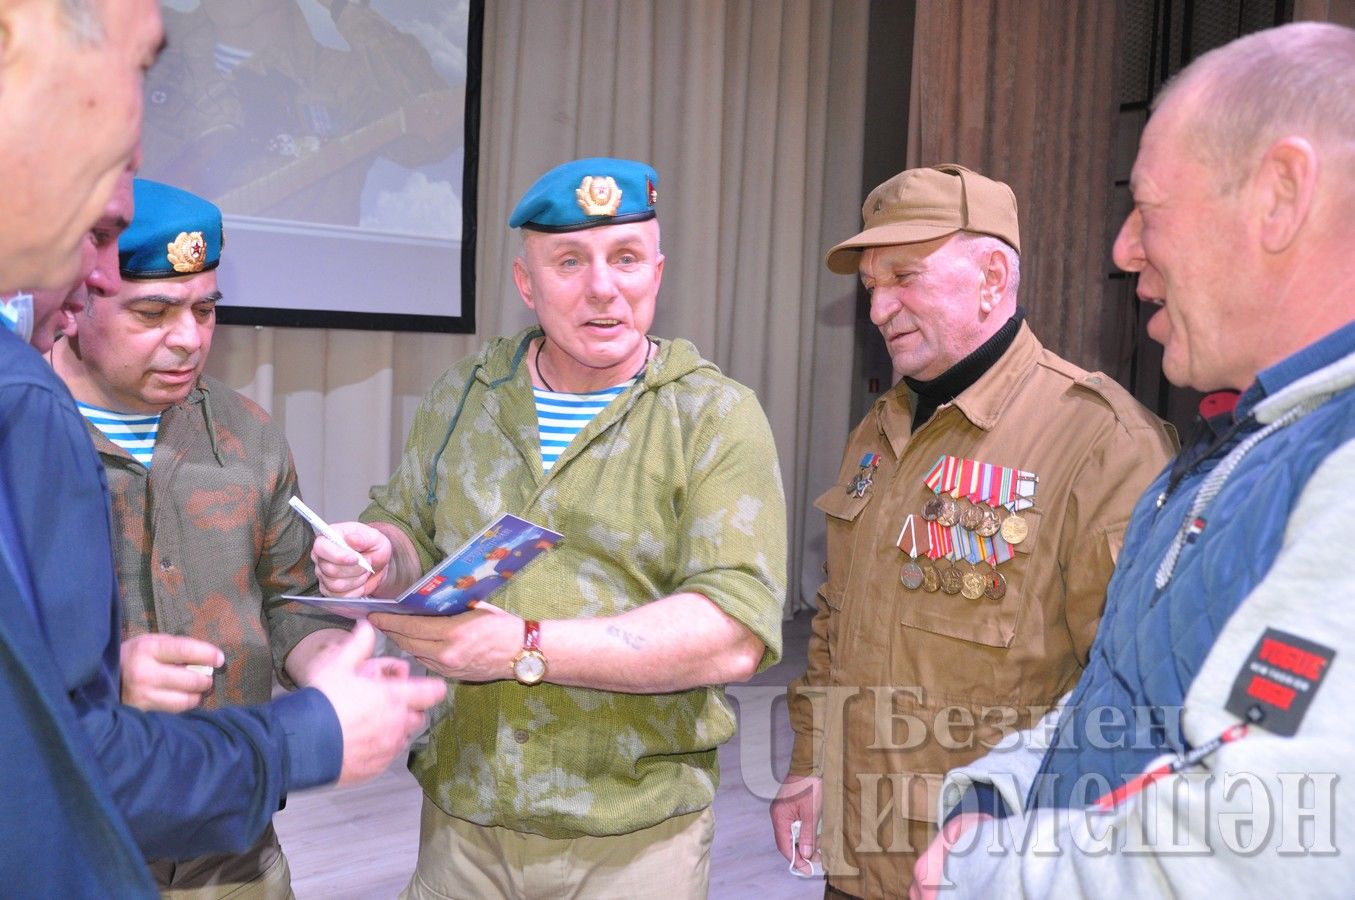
left=1000, top=513, right=1029, bottom=545
left=936, top=496, right=960, bottom=527
left=961, top=567, right=987, bottom=601
left=924, top=519, right=952, bottom=593
left=959, top=502, right=985, bottom=531
left=926, top=454, right=1039, bottom=547
left=977, top=531, right=1015, bottom=601
left=919, top=457, right=1034, bottom=602
left=921, top=453, right=1038, bottom=603
left=896, top=514, right=926, bottom=590
left=984, top=565, right=1007, bottom=600
left=848, top=451, right=882, bottom=498
left=995, top=466, right=1037, bottom=544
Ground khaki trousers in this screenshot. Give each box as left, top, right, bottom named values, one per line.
left=149, top=824, right=293, bottom=900
left=401, top=797, right=714, bottom=900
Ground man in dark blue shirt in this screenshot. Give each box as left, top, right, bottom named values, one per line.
left=0, top=3, right=445, bottom=895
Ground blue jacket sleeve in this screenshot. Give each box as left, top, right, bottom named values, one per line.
left=943, top=782, right=1012, bottom=826
left=0, top=342, right=342, bottom=860
left=79, top=688, right=341, bottom=859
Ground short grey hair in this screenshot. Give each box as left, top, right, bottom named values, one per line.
left=59, top=0, right=104, bottom=43
left=953, top=232, right=1021, bottom=302
left=1156, top=22, right=1355, bottom=191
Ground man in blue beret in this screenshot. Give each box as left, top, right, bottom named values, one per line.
left=38, top=176, right=443, bottom=896
left=311, top=157, right=788, bottom=898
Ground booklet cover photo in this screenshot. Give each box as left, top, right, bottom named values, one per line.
left=286, top=513, right=563, bottom=619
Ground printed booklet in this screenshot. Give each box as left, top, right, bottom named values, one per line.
left=285, top=513, right=562, bottom=619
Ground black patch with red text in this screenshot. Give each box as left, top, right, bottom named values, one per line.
left=1225, top=628, right=1335, bottom=737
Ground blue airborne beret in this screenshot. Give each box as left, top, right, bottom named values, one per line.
left=509, top=157, right=658, bottom=232
left=120, top=179, right=223, bottom=279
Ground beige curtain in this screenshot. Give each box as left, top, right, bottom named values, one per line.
left=206, top=0, right=870, bottom=615
left=908, top=0, right=1122, bottom=372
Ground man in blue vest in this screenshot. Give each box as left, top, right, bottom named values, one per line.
left=916, top=21, right=1355, bottom=898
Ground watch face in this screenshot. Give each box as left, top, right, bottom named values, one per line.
left=514, top=652, right=546, bottom=685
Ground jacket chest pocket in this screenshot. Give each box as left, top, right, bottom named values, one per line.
left=813, top=485, right=874, bottom=606
left=813, top=485, right=875, bottom=675
left=898, top=505, right=1045, bottom=649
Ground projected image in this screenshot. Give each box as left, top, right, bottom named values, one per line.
left=142, top=0, right=474, bottom=329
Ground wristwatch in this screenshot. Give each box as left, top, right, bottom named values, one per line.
left=511, top=619, right=547, bottom=685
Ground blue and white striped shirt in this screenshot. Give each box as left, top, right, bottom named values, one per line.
left=213, top=42, right=252, bottom=76
left=76, top=402, right=160, bottom=469
left=533, top=383, right=632, bottom=473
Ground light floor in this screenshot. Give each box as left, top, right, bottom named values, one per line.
left=274, top=611, right=822, bottom=899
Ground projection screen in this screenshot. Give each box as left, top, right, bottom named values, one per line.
left=141, top=0, right=479, bottom=332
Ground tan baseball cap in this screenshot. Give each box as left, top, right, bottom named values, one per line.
left=824, top=164, right=1021, bottom=274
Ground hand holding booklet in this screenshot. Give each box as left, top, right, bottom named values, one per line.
left=285, top=513, right=563, bottom=620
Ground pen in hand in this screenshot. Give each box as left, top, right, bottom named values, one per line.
left=288, top=496, right=377, bottom=577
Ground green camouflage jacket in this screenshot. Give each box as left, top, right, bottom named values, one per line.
left=365, top=327, right=787, bottom=838
left=89, top=375, right=346, bottom=707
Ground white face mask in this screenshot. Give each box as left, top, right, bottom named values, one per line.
left=0, top=293, right=34, bottom=343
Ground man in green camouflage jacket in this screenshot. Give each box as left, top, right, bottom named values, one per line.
left=50, top=176, right=351, bottom=897
left=313, top=157, right=788, bottom=899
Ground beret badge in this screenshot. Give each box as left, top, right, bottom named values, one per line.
left=166, top=231, right=208, bottom=273
left=575, top=175, right=623, bottom=217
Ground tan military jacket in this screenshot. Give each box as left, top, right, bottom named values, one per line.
left=787, top=325, right=1177, bottom=898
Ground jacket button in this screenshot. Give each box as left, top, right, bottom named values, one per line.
left=514, top=730, right=529, bottom=744
left=159, top=557, right=173, bottom=570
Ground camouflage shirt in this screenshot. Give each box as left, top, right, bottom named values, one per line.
left=88, top=375, right=346, bottom=708
left=365, top=328, right=787, bottom=838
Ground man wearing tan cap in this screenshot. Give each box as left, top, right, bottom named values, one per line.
left=770, top=164, right=1176, bottom=898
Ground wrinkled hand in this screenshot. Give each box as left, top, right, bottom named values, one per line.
left=307, top=620, right=447, bottom=785
left=771, top=774, right=822, bottom=872
left=370, top=607, right=518, bottom=681
left=910, top=812, right=992, bottom=899
left=120, top=633, right=223, bottom=712
left=312, top=521, right=392, bottom=598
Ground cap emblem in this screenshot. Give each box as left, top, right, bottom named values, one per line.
left=166, top=231, right=208, bottom=273
left=575, top=176, right=623, bottom=217
left=647, top=177, right=658, bottom=206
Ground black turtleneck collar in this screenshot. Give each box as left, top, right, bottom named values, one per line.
left=903, top=308, right=1025, bottom=432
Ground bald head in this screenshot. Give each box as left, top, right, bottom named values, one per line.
left=1158, top=22, right=1355, bottom=194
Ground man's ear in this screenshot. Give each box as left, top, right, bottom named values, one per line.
left=0, top=0, right=40, bottom=74
left=513, top=256, right=535, bottom=311
left=57, top=299, right=83, bottom=340
left=978, top=248, right=1010, bottom=314
left=1253, top=136, right=1317, bottom=254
